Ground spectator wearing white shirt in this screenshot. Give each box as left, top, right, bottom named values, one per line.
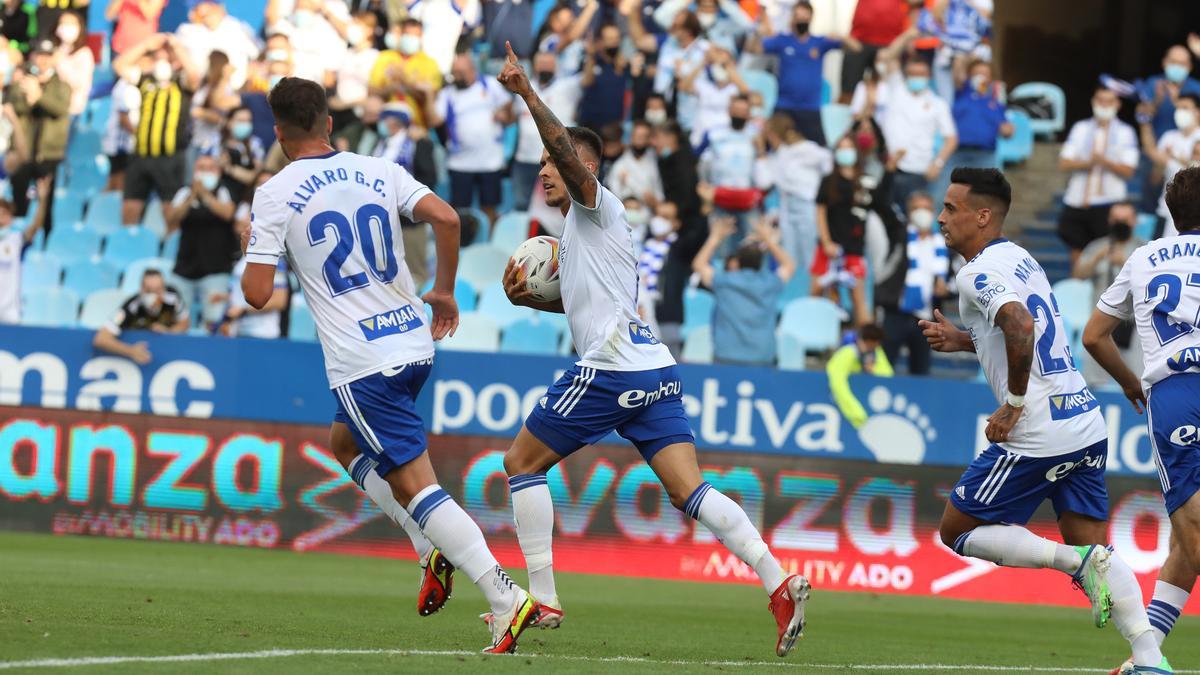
left=1058, top=86, right=1139, bottom=263
left=50, top=12, right=93, bottom=117
left=329, top=11, right=379, bottom=131
left=174, top=0, right=259, bottom=90
left=675, top=45, right=750, bottom=148
left=850, top=61, right=891, bottom=126
left=511, top=51, right=583, bottom=212
left=754, top=113, right=832, bottom=271
left=536, top=0, right=598, bottom=77
left=653, top=11, right=709, bottom=132
left=103, top=55, right=147, bottom=192
left=424, top=53, right=514, bottom=226
left=1140, top=93, right=1200, bottom=239
left=265, top=0, right=349, bottom=87
left=654, top=0, right=753, bottom=54
left=877, top=28, right=958, bottom=213
left=607, top=120, right=664, bottom=204
left=408, top=0, right=481, bottom=76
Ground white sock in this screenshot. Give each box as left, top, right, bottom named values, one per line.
left=1108, top=552, right=1161, bottom=667
left=408, top=484, right=517, bottom=615
left=684, top=482, right=787, bottom=593
left=1148, top=580, right=1191, bottom=646
left=350, top=455, right=432, bottom=559
left=509, top=474, right=557, bottom=601
left=955, top=525, right=1081, bottom=573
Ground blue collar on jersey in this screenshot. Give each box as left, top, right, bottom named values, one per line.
left=1180, top=229, right=1200, bottom=236
left=293, top=150, right=340, bottom=161
left=966, top=237, right=1008, bottom=263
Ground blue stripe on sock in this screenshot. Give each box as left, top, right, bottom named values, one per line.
left=1147, top=600, right=1180, bottom=635
left=1148, top=599, right=1182, bottom=620
left=953, top=531, right=972, bottom=556
left=410, top=488, right=450, bottom=529
left=348, top=456, right=369, bottom=489
left=508, top=473, right=548, bottom=493
left=683, top=482, right=712, bottom=520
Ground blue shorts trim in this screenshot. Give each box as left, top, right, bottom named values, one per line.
left=332, top=360, right=433, bottom=479
left=949, top=440, right=1110, bottom=525
left=1148, top=374, right=1200, bottom=515
left=524, top=364, right=695, bottom=462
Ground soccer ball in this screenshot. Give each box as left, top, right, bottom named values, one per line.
left=513, top=236, right=561, bottom=302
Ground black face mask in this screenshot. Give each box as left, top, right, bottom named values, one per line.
left=730, top=116, right=748, bottom=130
left=631, top=144, right=649, bottom=157
left=1110, top=222, right=1133, bottom=241
left=794, top=21, right=809, bottom=34
left=604, top=46, right=619, bottom=59
left=536, top=71, right=554, bottom=86
left=642, top=51, right=658, bottom=63
left=453, top=78, right=471, bottom=90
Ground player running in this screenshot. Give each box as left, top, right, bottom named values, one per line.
left=919, top=168, right=1171, bottom=674
left=1084, top=166, right=1200, bottom=675
left=241, top=77, right=540, bottom=654
left=493, top=43, right=810, bottom=657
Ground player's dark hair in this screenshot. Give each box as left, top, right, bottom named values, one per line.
left=859, top=323, right=885, bottom=343
left=1166, top=166, right=1200, bottom=231
left=950, top=167, right=1011, bottom=220
left=567, top=126, right=603, bottom=165
left=268, top=77, right=328, bottom=137
left=733, top=245, right=764, bottom=271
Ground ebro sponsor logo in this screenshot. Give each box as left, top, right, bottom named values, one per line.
left=617, top=380, right=682, bottom=409
left=1170, top=425, right=1200, bottom=447
left=1044, top=453, right=1104, bottom=482
left=973, top=273, right=1007, bottom=305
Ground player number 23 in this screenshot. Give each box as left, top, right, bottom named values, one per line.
left=1145, top=273, right=1200, bottom=346
left=307, top=204, right=399, bottom=296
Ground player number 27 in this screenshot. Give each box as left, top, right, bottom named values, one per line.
left=1146, top=273, right=1200, bottom=346
left=307, top=204, right=399, bottom=296
left=1026, top=293, right=1075, bottom=376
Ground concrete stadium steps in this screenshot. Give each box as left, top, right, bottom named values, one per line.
left=1003, top=143, right=1072, bottom=285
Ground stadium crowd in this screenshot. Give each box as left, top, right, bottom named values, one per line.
left=0, top=0, right=1197, bottom=387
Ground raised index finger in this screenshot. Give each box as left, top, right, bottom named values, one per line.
left=505, top=41, right=518, bottom=65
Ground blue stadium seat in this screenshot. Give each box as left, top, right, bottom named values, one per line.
left=1135, top=212, right=1157, bottom=241
left=78, top=288, right=127, bottom=329
left=288, top=294, right=317, bottom=341
left=122, top=257, right=179, bottom=294
left=1010, top=82, right=1066, bottom=139
left=45, top=222, right=102, bottom=265
left=438, top=312, right=500, bottom=352
left=68, top=161, right=109, bottom=199
left=777, top=333, right=807, bottom=371
left=476, top=282, right=535, bottom=327
left=85, top=191, right=124, bottom=235
left=62, top=257, right=119, bottom=298
left=463, top=206, right=492, bottom=245
left=458, top=244, right=509, bottom=290
left=1052, top=278, right=1093, bottom=336
left=681, top=325, right=713, bottom=364
left=491, top=211, right=531, bottom=253
left=997, top=110, right=1034, bottom=166
left=103, top=226, right=160, bottom=269
left=160, top=229, right=180, bottom=261
left=820, top=104, right=854, bottom=148
left=86, top=96, right=112, bottom=134
left=418, top=277, right=478, bottom=312
left=67, top=129, right=103, bottom=165
left=682, top=287, right=715, bottom=340
left=500, top=317, right=562, bottom=355
left=53, top=191, right=87, bottom=225
left=20, top=250, right=63, bottom=290
left=778, top=297, right=841, bottom=353
left=21, top=286, right=80, bottom=327
left=741, top=69, right=778, bottom=116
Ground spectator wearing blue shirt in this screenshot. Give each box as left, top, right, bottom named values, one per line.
left=1136, top=45, right=1200, bottom=141
left=653, top=0, right=754, bottom=55
left=693, top=216, right=797, bottom=367
left=934, top=58, right=1011, bottom=205
left=914, top=0, right=991, bottom=101
left=577, top=23, right=630, bottom=133
left=753, top=2, right=861, bottom=146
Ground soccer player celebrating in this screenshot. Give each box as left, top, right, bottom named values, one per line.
left=920, top=169, right=1171, bottom=674
left=1084, top=166, right=1200, bottom=675
left=495, top=43, right=810, bottom=658
left=241, top=77, right=540, bottom=654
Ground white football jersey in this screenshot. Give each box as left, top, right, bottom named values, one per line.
left=1097, top=232, right=1200, bottom=390
left=957, top=240, right=1107, bottom=457
left=246, top=151, right=433, bottom=388
left=560, top=180, right=675, bottom=371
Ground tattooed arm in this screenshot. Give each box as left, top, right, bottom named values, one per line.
left=984, top=301, right=1034, bottom=443
left=497, top=41, right=597, bottom=208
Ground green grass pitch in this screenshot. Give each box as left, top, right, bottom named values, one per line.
left=0, top=532, right=1194, bottom=673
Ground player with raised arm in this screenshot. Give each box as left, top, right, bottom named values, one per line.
left=241, top=77, right=541, bottom=654
left=919, top=168, right=1171, bottom=674
left=1084, top=167, right=1200, bottom=675
left=494, top=43, right=810, bottom=657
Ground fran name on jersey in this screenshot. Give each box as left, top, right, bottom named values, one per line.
left=285, top=167, right=392, bottom=215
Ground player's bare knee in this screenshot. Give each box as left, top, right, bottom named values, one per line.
left=503, top=447, right=547, bottom=476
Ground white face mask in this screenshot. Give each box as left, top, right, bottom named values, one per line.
left=1092, top=104, right=1117, bottom=121
left=970, top=74, right=988, bottom=91
left=125, top=66, right=142, bottom=83
left=1176, top=108, right=1197, bottom=131
left=645, top=109, right=667, bottom=125
left=399, top=34, right=421, bottom=56
left=626, top=207, right=649, bottom=227
left=698, top=12, right=716, bottom=29
left=56, top=23, right=80, bottom=44
left=197, top=171, right=220, bottom=192
left=140, top=292, right=161, bottom=309
left=910, top=208, right=934, bottom=231
left=709, top=65, right=727, bottom=82
left=346, top=24, right=366, bottom=46
left=649, top=216, right=673, bottom=238
left=153, top=59, right=172, bottom=83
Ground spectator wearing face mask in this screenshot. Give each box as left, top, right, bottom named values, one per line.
left=607, top=120, right=663, bottom=205
left=677, top=46, right=750, bottom=148
left=406, top=0, right=481, bottom=75
left=621, top=0, right=660, bottom=121
left=697, top=94, right=758, bottom=250
left=578, top=24, right=631, bottom=134
left=750, top=2, right=862, bottom=147
left=213, top=107, right=264, bottom=204
left=753, top=112, right=832, bottom=272
left=266, top=0, right=348, bottom=86
left=104, top=52, right=146, bottom=192
left=912, top=0, right=991, bottom=101
left=369, top=18, right=441, bottom=128
left=328, top=11, right=380, bottom=132
left=938, top=58, right=1010, bottom=199
left=652, top=10, right=708, bottom=131
left=374, top=105, right=437, bottom=288
left=175, top=0, right=259, bottom=90
left=537, top=0, right=598, bottom=77
left=643, top=93, right=670, bottom=127
left=511, top=50, right=583, bottom=212
left=94, top=270, right=190, bottom=364
left=1140, top=93, right=1200, bottom=239
left=115, top=33, right=203, bottom=227
left=0, top=178, right=48, bottom=325
left=637, top=199, right=681, bottom=336
left=652, top=120, right=703, bottom=356
left=166, top=153, right=238, bottom=330
left=693, top=216, right=797, bottom=367
left=624, top=196, right=652, bottom=245
left=875, top=191, right=946, bottom=376
left=654, top=0, right=753, bottom=54
left=190, top=50, right=239, bottom=158
left=1136, top=44, right=1200, bottom=142
left=7, top=41, right=70, bottom=236
left=1058, top=86, right=1138, bottom=263
left=34, top=0, right=86, bottom=43
left=826, top=323, right=893, bottom=428
left=107, top=0, right=166, bottom=55
left=50, top=12, right=92, bottom=118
